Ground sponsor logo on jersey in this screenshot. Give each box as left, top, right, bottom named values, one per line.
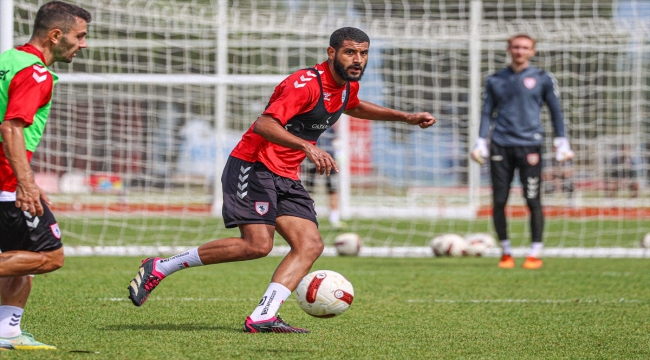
left=255, top=201, right=270, bottom=215
left=523, top=77, right=537, bottom=89
left=311, top=123, right=330, bottom=130
left=527, top=153, right=540, bottom=166
left=491, top=155, right=503, bottom=161
left=50, top=223, right=62, bottom=239
left=342, top=89, right=347, bottom=103
left=0, top=69, right=10, bottom=81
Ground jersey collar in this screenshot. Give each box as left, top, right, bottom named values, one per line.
left=15, top=43, right=47, bottom=65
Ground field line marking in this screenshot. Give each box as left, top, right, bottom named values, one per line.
left=407, top=298, right=643, bottom=304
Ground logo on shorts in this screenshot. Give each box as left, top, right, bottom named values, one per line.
left=523, top=77, right=537, bottom=89
left=526, top=153, right=540, bottom=166
left=255, top=202, right=270, bottom=216
left=50, top=223, right=62, bottom=239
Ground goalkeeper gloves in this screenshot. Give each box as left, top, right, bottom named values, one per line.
left=470, top=138, right=489, bottom=165
left=554, top=137, right=574, bottom=162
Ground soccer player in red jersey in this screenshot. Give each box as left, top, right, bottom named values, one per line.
left=0, top=1, right=91, bottom=350
left=128, top=27, right=436, bottom=333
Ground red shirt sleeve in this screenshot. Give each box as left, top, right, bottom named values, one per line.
left=4, top=64, right=53, bottom=126
left=262, top=70, right=320, bottom=125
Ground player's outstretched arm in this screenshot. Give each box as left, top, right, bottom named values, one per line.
left=344, top=100, right=436, bottom=128
left=253, top=115, right=338, bottom=175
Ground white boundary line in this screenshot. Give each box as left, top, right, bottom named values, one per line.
left=407, top=298, right=644, bottom=304
left=97, top=297, right=645, bottom=304
left=63, top=246, right=650, bottom=258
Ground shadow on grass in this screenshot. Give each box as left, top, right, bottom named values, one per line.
left=101, top=323, right=232, bottom=331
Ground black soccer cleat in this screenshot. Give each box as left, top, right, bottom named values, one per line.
left=243, top=315, right=309, bottom=333
left=127, top=257, right=165, bottom=306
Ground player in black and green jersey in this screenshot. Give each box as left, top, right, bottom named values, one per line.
left=0, top=1, right=91, bottom=350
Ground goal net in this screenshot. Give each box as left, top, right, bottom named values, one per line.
left=5, top=0, right=650, bottom=257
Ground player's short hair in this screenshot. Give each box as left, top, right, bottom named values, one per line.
left=329, top=27, right=370, bottom=50
left=33, top=1, right=92, bottom=36
left=508, top=34, right=536, bottom=48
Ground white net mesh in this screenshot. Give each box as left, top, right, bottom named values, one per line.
left=6, top=0, right=650, bottom=255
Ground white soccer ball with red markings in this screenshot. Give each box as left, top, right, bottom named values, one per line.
left=334, top=232, right=362, bottom=256
left=464, top=233, right=497, bottom=256
left=641, top=233, right=650, bottom=248
left=430, top=234, right=467, bottom=257
left=295, top=270, right=354, bottom=318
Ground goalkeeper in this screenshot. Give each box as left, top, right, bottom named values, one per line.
left=470, top=34, right=573, bottom=270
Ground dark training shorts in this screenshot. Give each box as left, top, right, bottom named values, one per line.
left=0, top=200, right=63, bottom=252
left=221, top=156, right=318, bottom=228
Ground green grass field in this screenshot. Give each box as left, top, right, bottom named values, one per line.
left=3, top=256, right=649, bottom=359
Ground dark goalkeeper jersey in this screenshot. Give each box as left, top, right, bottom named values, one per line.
left=479, top=66, right=566, bottom=147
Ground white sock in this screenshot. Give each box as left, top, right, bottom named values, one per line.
left=155, top=247, right=204, bottom=277
left=529, top=242, right=543, bottom=258
left=500, top=239, right=512, bottom=255
left=0, top=306, right=23, bottom=338
left=329, top=210, right=340, bottom=224
left=249, top=282, right=291, bottom=322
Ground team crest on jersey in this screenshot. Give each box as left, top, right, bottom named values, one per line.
left=50, top=223, right=62, bottom=239
left=342, top=89, right=347, bottom=104
left=255, top=202, right=270, bottom=216
left=526, top=153, right=540, bottom=166
left=323, top=92, right=332, bottom=101
left=523, top=77, right=537, bottom=89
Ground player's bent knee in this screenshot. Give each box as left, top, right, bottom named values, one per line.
left=296, top=237, right=324, bottom=259
left=40, top=248, right=65, bottom=273
left=244, top=240, right=274, bottom=259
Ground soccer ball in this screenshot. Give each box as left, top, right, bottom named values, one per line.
left=464, top=233, right=496, bottom=256
left=295, top=270, right=354, bottom=318
left=334, top=232, right=362, bottom=256
left=430, top=234, right=467, bottom=257
left=641, top=233, right=650, bottom=248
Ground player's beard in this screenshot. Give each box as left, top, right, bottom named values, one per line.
left=52, top=36, right=77, bottom=63
left=333, top=57, right=365, bottom=82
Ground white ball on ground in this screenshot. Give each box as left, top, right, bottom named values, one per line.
left=464, top=233, right=497, bottom=256
left=334, top=232, right=362, bottom=256
left=430, top=234, right=467, bottom=257
left=641, top=233, right=650, bottom=248
left=295, top=270, right=354, bottom=318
